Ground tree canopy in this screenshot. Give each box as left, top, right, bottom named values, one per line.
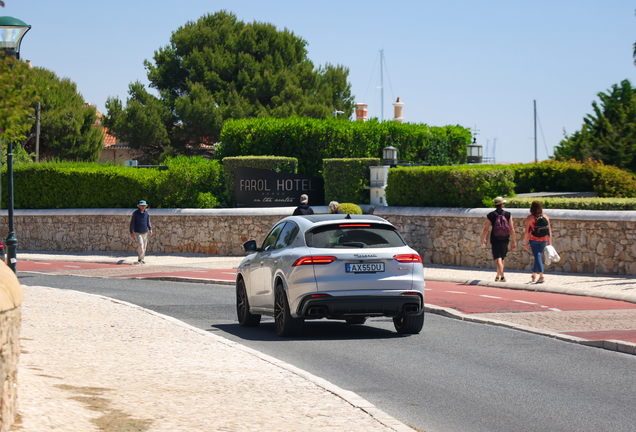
left=553, top=79, right=636, bottom=173
left=105, top=11, right=354, bottom=159
left=24, top=67, right=104, bottom=161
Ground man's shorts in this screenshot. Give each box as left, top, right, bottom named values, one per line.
left=491, top=241, right=509, bottom=260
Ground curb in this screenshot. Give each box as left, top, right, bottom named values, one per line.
left=424, top=304, right=636, bottom=356
left=54, top=287, right=416, bottom=432
left=424, top=275, right=636, bottom=305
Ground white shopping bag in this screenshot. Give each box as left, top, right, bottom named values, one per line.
left=544, top=245, right=560, bottom=265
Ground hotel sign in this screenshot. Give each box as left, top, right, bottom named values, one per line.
left=235, top=167, right=325, bottom=207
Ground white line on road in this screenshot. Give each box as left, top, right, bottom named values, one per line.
left=32, top=262, right=51, bottom=265
left=446, top=291, right=467, bottom=294
left=63, top=265, right=81, bottom=268
left=513, top=300, right=538, bottom=305
left=479, top=295, right=502, bottom=299
left=549, top=308, right=562, bottom=312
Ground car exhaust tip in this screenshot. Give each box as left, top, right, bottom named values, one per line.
left=307, top=306, right=328, bottom=316
left=403, top=304, right=420, bottom=313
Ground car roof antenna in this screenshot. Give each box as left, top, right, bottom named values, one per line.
left=345, top=214, right=352, bottom=219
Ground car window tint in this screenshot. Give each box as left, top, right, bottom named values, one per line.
left=306, top=223, right=406, bottom=248
left=274, top=222, right=299, bottom=249
left=261, top=222, right=285, bottom=251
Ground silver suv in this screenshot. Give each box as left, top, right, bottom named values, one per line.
left=236, top=214, right=425, bottom=336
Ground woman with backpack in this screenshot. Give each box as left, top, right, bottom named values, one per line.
left=524, top=200, right=552, bottom=283
left=481, top=197, right=517, bottom=282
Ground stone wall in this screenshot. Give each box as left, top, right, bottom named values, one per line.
left=375, top=207, right=636, bottom=275
left=1, top=206, right=635, bottom=275
left=0, top=263, right=23, bottom=432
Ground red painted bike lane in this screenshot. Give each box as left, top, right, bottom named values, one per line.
left=18, top=260, right=127, bottom=272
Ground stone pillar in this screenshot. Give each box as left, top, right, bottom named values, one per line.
left=0, top=262, right=23, bottom=432
left=393, top=97, right=404, bottom=123
left=355, top=103, right=368, bottom=122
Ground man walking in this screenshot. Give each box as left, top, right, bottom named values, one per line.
left=481, top=197, right=517, bottom=282
left=130, top=200, right=153, bottom=264
left=293, top=194, right=314, bottom=215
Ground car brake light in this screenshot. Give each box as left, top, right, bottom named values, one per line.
left=338, top=224, right=370, bottom=227
left=394, top=254, right=423, bottom=263
left=292, top=256, right=336, bottom=266
left=403, top=292, right=420, bottom=295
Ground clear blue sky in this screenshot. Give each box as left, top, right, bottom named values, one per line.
left=4, top=0, right=635, bottom=163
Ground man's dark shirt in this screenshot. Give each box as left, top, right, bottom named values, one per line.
left=293, top=203, right=314, bottom=215
left=130, top=209, right=152, bottom=234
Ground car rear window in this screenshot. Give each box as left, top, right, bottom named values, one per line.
left=305, top=223, right=406, bottom=249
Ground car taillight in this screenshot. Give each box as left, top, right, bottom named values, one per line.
left=339, top=224, right=370, bottom=227
left=292, top=256, right=336, bottom=266
left=394, top=254, right=423, bottom=263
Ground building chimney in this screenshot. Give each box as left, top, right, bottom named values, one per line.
left=393, top=97, right=404, bottom=123
left=355, top=103, right=368, bottom=122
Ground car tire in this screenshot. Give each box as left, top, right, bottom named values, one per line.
left=236, top=279, right=261, bottom=327
left=393, top=313, right=424, bottom=334
left=274, top=284, right=303, bottom=337
left=345, top=317, right=367, bottom=325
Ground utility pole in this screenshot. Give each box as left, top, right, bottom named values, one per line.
left=35, top=101, right=40, bottom=162
left=534, top=100, right=537, bottom=163
left=380, top=49, right=384, bottom=121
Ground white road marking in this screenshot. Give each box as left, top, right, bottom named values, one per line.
left=63, top=265, right=81, bottom=268
left=222, top=272, right=237, bottom=275
left=513, top=300, right=537, bottom=305
left=479, top=295, right=502, bottom=299
left=549, top=308, right=562, bottom=312
left=424, top=288, right=433, bottom=291
left=33, top=262, right=52, bottom=265
left=446, top=291, right=467, bottom=294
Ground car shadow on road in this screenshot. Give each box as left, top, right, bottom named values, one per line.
left=211, top=319, right=415, bottom=341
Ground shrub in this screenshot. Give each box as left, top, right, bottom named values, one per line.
left=158, top=155, right=224, bottom=208
left=338, top=203, right=363, bottom=214
left=216, top=117, right=471, bottom=177
left=506, top=197, right=636, bottom=210
left=512, top=159, right=636, bottom=197
left=323, top=158, right=381, bottom=204
left=386, top=165, right=516, bottom=208
left=222, top=156, right=298, bottom=205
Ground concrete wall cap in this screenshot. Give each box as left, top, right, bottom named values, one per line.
left=0, top=262, right=23, bottom=311
left=372, top=206, right=636, bottom=221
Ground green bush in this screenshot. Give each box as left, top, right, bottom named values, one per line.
left=222, top=156, right=298, bottom=205
left=323, top=158, right=381, bottom=204
left=512, top=159, right=636, bottom=198
left=2, top=157, right=224, bottom=209
left=216, top=117, right=471, bottom=177
left=386, top=165, right=516, bottom=208
left=338, top=203, right=363, bottom=214
left=506, top=197, right=636, bottom=210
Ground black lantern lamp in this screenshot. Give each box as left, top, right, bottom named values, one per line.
left=467, top=138, right=483, bottom=164
left=382, top=145, right=398, bottom=167
left=0, top=16, right=31, bottom=273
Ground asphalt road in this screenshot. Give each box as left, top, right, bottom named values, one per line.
left=20, top=273, right=636, bottom=432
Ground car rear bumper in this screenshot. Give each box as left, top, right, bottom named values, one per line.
left=296, top=293, right=424, bottom=319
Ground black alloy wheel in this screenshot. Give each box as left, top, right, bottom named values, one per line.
left=274, top=284, right=303, bottom=337
left=393, top=313, right=425, bottom=334
left=236, top=279, right=261, bottom=327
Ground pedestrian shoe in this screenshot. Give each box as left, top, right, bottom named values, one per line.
left=536, top=277, right=545, bottom=284
left=495, top=276, right=501, bottom=282
left=500, top=277, right=506, bottom=283
left=141, top=260, right=145, bottom=264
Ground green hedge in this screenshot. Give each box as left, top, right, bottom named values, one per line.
left=323, top=158, right=380, bottom=204
left=2, top=156, right=224, bottom=209
left=222, top=156, right=298, bottom=205
left=339, top=203, right=363, bottom=214
left=216, top=117, right=471, bottom=177
left=506, top=197, right=636, bottom=210
left=386, top=165, right=516, bottom=208
left=512, top=160, right=636, bottom=198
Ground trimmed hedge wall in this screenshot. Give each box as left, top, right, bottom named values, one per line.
left=506, top=197, right=636, bottom=210
left=2, top=156, right=224, bottom=209
left=512, top=160, right=636, bottom=198
left=216, top=117, right=471, bottom=177
left=323, top=158, right=381, bottom=205
left=386, top=165, right=516, bottom=208
left=222, top=156, right=298, bottom=205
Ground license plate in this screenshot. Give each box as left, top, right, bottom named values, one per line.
left=346, top=262, right=385, bottom=273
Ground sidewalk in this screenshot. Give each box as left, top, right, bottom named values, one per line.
left=13, top=251, right=636, bottom=430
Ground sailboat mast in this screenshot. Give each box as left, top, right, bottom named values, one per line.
left=534, top=100, right=537, bottom=162
left=380, top=49, right=384, bottom=121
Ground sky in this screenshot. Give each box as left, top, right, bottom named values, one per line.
left=3, top=0, right=636, bottom=164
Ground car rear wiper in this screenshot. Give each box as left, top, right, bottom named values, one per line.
left=334, top=241, right=365, bottom=248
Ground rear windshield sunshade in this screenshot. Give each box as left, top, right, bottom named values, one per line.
left=306, top=223, right=406, bottom=249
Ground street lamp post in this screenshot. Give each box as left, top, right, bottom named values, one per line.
left=1, top=16, right=31, bottom=273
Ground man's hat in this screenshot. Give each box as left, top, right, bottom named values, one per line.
left=493, top=197, right=506, bottom=205
left=138, top=200, right=147, bottom=207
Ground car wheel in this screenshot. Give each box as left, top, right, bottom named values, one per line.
left=236, top=279, right=261, bottom=327
left=393, top=313, right=424, bottom=334
left=274, top=284, right=303, bottom=337
left=345, top=317, right=367, bottom=325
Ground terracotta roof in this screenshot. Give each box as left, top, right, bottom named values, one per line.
left=103, top=128, right=127, bottom=148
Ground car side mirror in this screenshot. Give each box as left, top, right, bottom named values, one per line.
left=243, top=240, right=258, bottom=252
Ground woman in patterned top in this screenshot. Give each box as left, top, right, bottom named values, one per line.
left=524, top=201, right=552, bottom=284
